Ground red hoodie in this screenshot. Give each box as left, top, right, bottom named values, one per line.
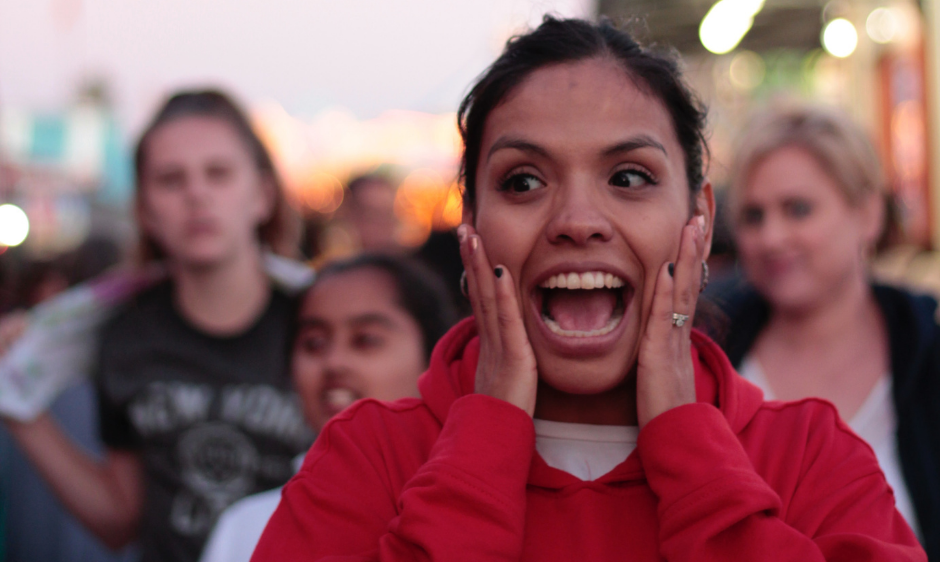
left=252, top=318, right=925, bottom=561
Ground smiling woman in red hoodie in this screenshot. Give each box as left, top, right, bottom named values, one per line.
left=252, top=17, right=925, bottom=562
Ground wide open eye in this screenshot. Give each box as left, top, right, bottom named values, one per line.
left=498, top=172, right=545, bottom=194
left=609, top=168, right=655, bottom=189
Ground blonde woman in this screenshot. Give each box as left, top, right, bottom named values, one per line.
left=723, top=105, right=938, bottom=557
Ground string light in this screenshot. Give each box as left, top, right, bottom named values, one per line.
left=822, top=18, right=858, bottom=58
left=0, top=204, right=29, bottom=247
left=699, top=0, right=766, bottom=55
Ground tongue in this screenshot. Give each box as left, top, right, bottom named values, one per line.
left=546, top=289, right=617, bottom=332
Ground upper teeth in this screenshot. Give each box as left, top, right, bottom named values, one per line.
left=539, top=271, right=625, bottom=290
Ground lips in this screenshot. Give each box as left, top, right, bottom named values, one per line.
left=184, top=217, right=219, bottom=236
left=534, top=269, right=633, bottom=340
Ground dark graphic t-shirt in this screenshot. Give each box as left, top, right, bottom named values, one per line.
left=96, top=282, right=313, bottom=562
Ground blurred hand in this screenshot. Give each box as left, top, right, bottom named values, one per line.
left=0, top=310, right=29, bottom=357
left=636, top=216, right=706, bottom=428
left=458, top=224, right=538, bottom=417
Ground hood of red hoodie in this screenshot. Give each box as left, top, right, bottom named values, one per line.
left=417, top=317, right=766, bottom=488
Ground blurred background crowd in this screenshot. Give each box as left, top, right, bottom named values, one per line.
left=1, top=0, right=940, bottom=561
left=4, top=0, right=940, bottom=303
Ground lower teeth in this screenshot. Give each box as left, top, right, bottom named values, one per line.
left=324, top=388, right=357, bottom=409
left=542, top=313, right=623, bottom=337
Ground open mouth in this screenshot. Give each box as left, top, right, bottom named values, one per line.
left=321, top=387, right=361, bottom=416
left=536, top=271, right=632, bottom=338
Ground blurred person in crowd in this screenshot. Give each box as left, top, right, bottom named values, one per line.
left=721, top=104, right=939, bottom=557
left=0, top=236, right=134, bottom=562
left=10, top=260, right=70, bottom=307
left=199, top=253, right=457, bottom=562
left=317, top=173, right=402, bottom=261
left=345, top=174, right=401, bottom=253
left=314, top=171, right=467, bottom=315
left=1, top=90, right=311, bottom=562
left=253, top=18, right=924, bottom=562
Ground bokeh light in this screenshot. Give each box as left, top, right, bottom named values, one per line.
left=394, top=169, right=463, bottom=247
left=699, top=0, right=765, bottom=55
left=867, top=7, right=899, bottom=44
left=0, top=203, right=30, bottom=247
left=729, top=50, right=765, bottom=90
left=822, top=18, right=858, bottom=58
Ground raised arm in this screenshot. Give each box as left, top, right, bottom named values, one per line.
left=4, top=414, right=143, bottom=549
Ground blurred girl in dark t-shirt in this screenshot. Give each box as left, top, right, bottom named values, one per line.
left=3, top=90, right=311, bottom=562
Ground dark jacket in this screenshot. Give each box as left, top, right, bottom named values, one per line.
left=721, top=284, right=940, bottom=560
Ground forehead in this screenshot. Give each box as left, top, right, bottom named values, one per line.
left=743, top=146, right=845, bottom=202
left=480, top=58, right=681, bottom=161
left=299, top=268, right=402, bottom=322
left=146, top=116, right=249, bottom=164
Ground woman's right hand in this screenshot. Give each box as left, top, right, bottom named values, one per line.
left=0, top=310, right=29, bottom=357
left=458, top=225, right=538, bottom=417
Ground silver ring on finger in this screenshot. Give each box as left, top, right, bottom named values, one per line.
left=460, top=270, right=468, bottom=298
left=671, top=312, right=690, bottom=327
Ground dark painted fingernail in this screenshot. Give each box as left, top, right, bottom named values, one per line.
left=494, top=267, right=503, bottom=278
left=668, top=263, right=675, bottom=277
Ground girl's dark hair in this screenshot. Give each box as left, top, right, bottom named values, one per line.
left=314, top=254, right=459, bottom=362
left=134, top=89, right=299, bottom=261
left=458, top=16, right=708, bottom=209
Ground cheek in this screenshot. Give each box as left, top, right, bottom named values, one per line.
left=362, top=337, right=425, bottom=401
left=628, top=215, right=683, bottom=294
left=474, top=205, right=541, bottom=282
left=291, top=353, right=325, bottom=404
left=733, top=228, right=764, bottom=262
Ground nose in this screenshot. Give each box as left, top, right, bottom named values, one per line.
left=322, top=343, right=354, bottom=376
left=754, top=212, right=789, bottom=251
left=544, top=181, right=614, bottom=246
left=182, top=174, right=213, bottom=206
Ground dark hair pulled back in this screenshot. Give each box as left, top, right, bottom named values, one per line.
left=458, top=16, right=708, bottom=209
left=134, top=89, right=298, bottom=261
left=313, top=253, right=459, bottom=362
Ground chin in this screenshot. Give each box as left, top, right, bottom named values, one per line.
left=759, top=282, right=818, bottom=311
left=174, top=245, right=233, bottom=268
left=535, top=349, right=635, bottom=395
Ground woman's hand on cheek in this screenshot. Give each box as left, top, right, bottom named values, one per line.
left=458, top=225, right=538, bottom=417
left=636, top=216, right=706, bottom=428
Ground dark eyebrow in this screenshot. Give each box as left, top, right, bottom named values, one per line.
left=602, top=135, right=667, bottom=158
left=486, top=135, right=667, bottom=163
left=296, top=317, right=330, bottom=331
left=486, top=137, right=551, bottom=162
left=348, top=313, right=396, bottom=329
left=297, top=313, right=397, bottom=331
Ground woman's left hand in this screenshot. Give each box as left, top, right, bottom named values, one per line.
left=636, top=215, right=706, bottom=429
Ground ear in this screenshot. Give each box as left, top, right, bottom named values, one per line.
left=693, top=181, right=716, bottom=261
left=135, top=191, right=158, bottom=240
left=461, top=198, right=474, bottom=227
left=859, top=191, right=886, bottom=247
left=254, top=174, right=278, bottom=225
